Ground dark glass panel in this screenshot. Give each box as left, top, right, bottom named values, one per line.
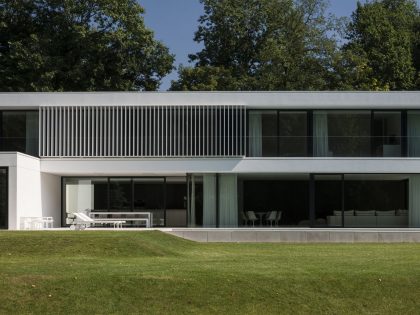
left=0, top=169, right=7, bottom=229
left=314, top=175, right=342, bottom=227
left=343, top=175, right=408, bottom=228
left=133, top=178, right=164, bottom=226
left=242, top=178, right=309, bottom=226
left=166, top=177, right=187, bottom=227
left=373, top=112, right=401, bottom=157
left=314, top=111, right=371, bottom=157
left=109, top=178, right=132, bottom=211
left=278, top=111, right=307, bottom=157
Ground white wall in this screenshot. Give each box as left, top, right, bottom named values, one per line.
left=15, top=154, right=42, bottom=228
left=41, top=157, right=420, bottom=176
left=41, top=173, right=61, bottom=227
left=0, top=153, right=61, bottom=229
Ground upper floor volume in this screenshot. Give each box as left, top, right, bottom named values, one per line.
left=0, top=91, right=419, bottom=158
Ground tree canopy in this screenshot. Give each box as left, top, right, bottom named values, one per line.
left=335, top=0, right=420, bottom=90
left=171, top=0, right=420, bottom=91
left=0, top=0, right=174, bottom=91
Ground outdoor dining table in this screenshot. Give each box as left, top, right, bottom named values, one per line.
left=255, top=212, right=268, bottom=226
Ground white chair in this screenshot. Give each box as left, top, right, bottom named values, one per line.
left=266, top=211, right=277, bottom=227
left=241, top=212, right=249, bottom=226
left=246, top=211, right=258, bottom=227
left=275, top=211, right=282, bottom=226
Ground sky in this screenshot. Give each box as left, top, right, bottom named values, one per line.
left=140, top=0, right=418, bottom=91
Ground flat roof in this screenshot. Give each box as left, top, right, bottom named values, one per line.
left=0, top=91, right=419, bottom=109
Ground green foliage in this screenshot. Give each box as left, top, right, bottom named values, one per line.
left=0, top=0, right=174, bottom=91
left=334, top=0, right=420, bottom=90
left=171, top=0, right=341, bottom=91
left=172, top=0, right=420, bottom=91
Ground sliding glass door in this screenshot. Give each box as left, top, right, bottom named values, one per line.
left=62, top=176, right=185, bottom=227
left=314, top=175, right=343, bottom=227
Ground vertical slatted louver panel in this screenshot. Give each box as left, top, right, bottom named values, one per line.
left=39, top=105, right=246, bottom=157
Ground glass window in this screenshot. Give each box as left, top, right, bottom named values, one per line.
left=373, top=112, right=401, bottom=157
left=248, top=110, right=277, bottom=157
left=314, top=175, right=343, bottom=227
left=408, top=111, right=420, bottom=157
left=1, top=111, right=39, bottom=156
left=278, top=111, right=307, bottom=157
left=133, top=178, right=164, bottom=226
left=166, top=177, right=187, bottom=227
left=0, top=168, right=7, bottom=229
left=240, top=176, right=310, bottom=227
left=110, top=178, right=132, bottom=211
left=313, top=111, right=371, bottom=157
left=343, top=175, right=408, bottom=228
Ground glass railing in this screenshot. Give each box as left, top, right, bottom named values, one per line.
left=247, top=135, right=415, bottom=157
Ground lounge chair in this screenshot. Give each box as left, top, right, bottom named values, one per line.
left=67, top=212, right=125, bottom=230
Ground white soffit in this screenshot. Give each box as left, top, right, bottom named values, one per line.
left=0, top=91, right=419, bottom=109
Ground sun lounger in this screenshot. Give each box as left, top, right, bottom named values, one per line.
left=68, top=212, right=125, bottom=230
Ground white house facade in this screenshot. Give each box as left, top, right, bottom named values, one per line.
left=1, top=91, right=420, bottom=230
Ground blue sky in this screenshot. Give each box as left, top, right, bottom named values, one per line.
left=140, top=0, right=418, bottom=90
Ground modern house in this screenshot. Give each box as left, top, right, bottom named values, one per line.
left=0, top=91, right=420, bottom=230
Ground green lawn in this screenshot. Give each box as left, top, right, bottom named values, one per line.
left=0, top=231, right=419, bottom=314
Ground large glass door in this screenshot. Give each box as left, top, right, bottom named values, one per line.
left=313, top=174, right=344, bottom=227
left=133, top=178, right=165, bottom=227
left=0, top=168, right=7, bottom=229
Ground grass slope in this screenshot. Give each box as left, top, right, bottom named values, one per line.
left=0, top=231, right=419, bottom=314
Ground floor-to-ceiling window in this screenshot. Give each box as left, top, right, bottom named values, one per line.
left=408, top=111, right=420, bottom=157
left=166, top=177, right=187, bottom=227
left=313, top=111, right=371, bottom=157
left=248, top=110, right=308, bottom=157
left=0, top=168, right=7, bottom=229
left=314, top=174, right=343, bottom=227
left=314, top=174, right=408, bottom=228
left=239, top=175, right=310, bottom=227
left=133, top=178, right=165, bottom=227
left=62, top=176, right=186, bottom=227
left=373, top=111, right=402, bottom=157
left=247, top=109, right=408, bottom=158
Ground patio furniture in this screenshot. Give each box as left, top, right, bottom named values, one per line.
left=68, top=212, right=125, bottom=230
left=89, top=212, right=152, bottom=228
left=241, top=212, right=249, bottom=226
left=327, top=209, right=408, bottom=227
left=20, top=217, right=54, bottom=230
left=266, top=211, right=277, bottom=227
left=275, top=211, right=282, bottom=226
left=246, top=211, right=258, bottom=227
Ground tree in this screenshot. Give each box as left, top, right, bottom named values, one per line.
left=0, top=0, right=174, bottom=91
left=170, top=0, right=340, bottom=91
left=337, top=0, right=419, bottom=90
